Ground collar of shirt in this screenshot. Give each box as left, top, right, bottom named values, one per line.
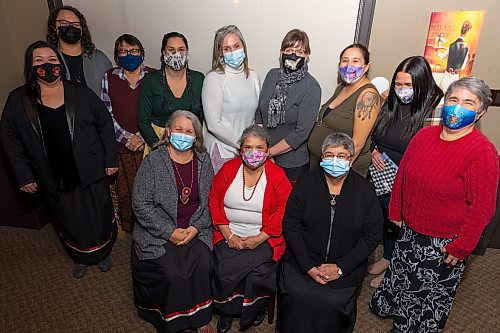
left=112, top=64, right=149, bottom=89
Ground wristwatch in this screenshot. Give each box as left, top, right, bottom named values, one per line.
left=337, top=266, right=343, bottom=277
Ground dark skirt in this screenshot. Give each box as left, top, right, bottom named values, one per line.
left=277, top=261, right=358, bottom=333
left=212, top=241, right=277, bottom=326
left=116, top=149, right=143, bottom=231
left=370, top=223, right=466, bottom=333
left=132, top=238, right=213, bottom=333
left=47, top=177, right=117, bottom=265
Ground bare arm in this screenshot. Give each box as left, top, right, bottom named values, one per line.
left=352, top=88, right=380, bottom=161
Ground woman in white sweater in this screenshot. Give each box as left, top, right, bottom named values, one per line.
left=202, top=25, right=260, bottom=173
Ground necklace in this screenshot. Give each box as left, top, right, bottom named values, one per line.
left=242, top=166, right=265, bottom=201
left=171, top=157, right=194, bottom=204
left=330, top=194, right=337, bottom=206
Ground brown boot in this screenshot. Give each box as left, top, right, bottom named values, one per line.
left=367, top=258, right=389, bottom=275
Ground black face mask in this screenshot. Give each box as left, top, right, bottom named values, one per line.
left=58, top=26, right=82, bottom=45
left=281, top=53, right=305, bottom=72
left=33, top=63, right=62, bottom=83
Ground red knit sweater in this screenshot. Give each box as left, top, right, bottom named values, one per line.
left=389, top=126, right=498, bottom=259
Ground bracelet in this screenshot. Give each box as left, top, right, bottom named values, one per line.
left=225, top=232, right=235, bottom=243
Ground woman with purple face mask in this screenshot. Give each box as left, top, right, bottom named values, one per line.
left=308, top=44, right=380, bottom=177
left=209, top=124, right=291, bottom=333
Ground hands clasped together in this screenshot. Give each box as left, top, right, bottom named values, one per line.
left=308, top=264, right=341, bottom=284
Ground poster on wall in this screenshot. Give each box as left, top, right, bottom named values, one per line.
left=423, top=10, right=486, bottom=124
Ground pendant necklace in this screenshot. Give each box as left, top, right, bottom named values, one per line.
left=242, top=166, right=265, bottom=201
left=171, top=156, right=194, bottom=205
left=330, top=194, right=337, bottom=206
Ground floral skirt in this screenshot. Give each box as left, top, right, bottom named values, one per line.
left=370, top=223, right=466, bottom=333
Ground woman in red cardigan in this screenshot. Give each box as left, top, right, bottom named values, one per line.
left=209, top=124, right=292, bottom=333
left=370, top=77, right=499, bottom=332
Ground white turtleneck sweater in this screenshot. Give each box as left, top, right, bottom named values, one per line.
left=202, top=65, right=260, bottom=159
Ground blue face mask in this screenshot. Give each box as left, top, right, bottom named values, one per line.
left=441, top=104, right=477, bottom=130
left=223, top=48, right=245, bottom=69
left=320, top=157, right=350, bottom=178
left=118, top=54, right=143, bottom=72
left=169, top=132, right=195, bottom=152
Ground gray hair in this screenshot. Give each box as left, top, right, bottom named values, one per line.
left=153, top=110, right=206, bottom=152
left=238, top=124, right=270, bottom=148
left=211, top=25, right=249, bottom=78
left=445, top=77, right=492, bottom=112
left=321, top=133, right=355, bottom=156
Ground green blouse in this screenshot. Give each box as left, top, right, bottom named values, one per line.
left=138, top=69, right=204, bottom=146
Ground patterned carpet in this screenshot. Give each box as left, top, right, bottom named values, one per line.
left=0, top=224, right=498, bottom=333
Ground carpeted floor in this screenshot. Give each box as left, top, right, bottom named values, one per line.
left=0, top=224, right=499, bottom=333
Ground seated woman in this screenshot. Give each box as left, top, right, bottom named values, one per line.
left=132, top=110, right=214, bottom=333
left=209, top=125, right=292, bottom=333
left=279, top=133, right=383, bottom=333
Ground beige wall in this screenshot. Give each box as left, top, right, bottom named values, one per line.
left=370, top=0, right=500, bottom=149
left=0, top=0, right=48, bottom=110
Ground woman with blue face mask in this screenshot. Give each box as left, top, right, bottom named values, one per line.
left=132, top=110, right=215, bottom=333
left=279, top=132, right=383, bottom=333
left=202, top=25, right=260, bottom=174
left=370, top=77, right=498, bottom=333
left=308, top=44, right=381, bottom=177
left=100, top=34, right=155, bottom=232
left=367, top=56, right=443, bottom=288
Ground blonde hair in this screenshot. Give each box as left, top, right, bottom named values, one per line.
left=210, top=25, right=249, bottom=78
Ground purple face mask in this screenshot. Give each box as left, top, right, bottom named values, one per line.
left=241, top=149, right=267, bottom=169
left=338, top=65, right=365, bottom=84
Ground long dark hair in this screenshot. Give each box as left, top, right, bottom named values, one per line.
left=46, top=5, right=96, bottom=57
left=374, top=56, right=443, bottom=139
left=24, top=40, right=66, bottom=105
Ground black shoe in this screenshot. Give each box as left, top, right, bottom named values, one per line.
left=72, top=263, right=87, bottom=278
left=252, top=307, right=267, bottom=327
left=98, top=256, right=113, bottom=272
left=217, top=315, right=233, bottom=333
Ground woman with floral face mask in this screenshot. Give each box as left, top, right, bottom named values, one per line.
left=46, top=6, right=112, bottom=96
left=255, top=29, right=321, bottom=183
left=367, top=56, right=443, bottom=288
left=1, top=41, right=118, bottom=279
left=132, top=110, right=215, bottom=333
left=202, top=25, right=260, bottom=173
left=209, top=125, right=291, bottom=333
left=279, top=133, right=383, bottom=333
left=138, top=32, right=204, bottom=155
left=370, top=77, right=498, bottom=332
left=308, top=44, right=380, bottom=177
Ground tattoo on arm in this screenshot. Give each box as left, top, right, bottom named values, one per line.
left=356, top=91, right=380, bottom=121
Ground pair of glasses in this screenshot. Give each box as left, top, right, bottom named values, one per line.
left=56, top=19, right=81, bottom=29
left=322, top=153, right=352, bottom=161
left=117, top=49, right=141, bottom=57
left=283, top=48, right=307, bottom=57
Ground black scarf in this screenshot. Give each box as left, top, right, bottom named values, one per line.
left=267, top=64, right=308, bottom=128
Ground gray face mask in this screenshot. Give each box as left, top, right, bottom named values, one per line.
left=395, top=87, right=414, bottom=104
left=163, top=52, right=188, bottom=71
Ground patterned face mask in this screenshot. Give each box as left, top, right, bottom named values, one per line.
left=281, top=53, right=305, bottom=72
left=241, top=149, right=267, bottom=169
left=164, top=52, right=188, bottom=71
left=338, top=65, right=365, bottom=84
left=395, top=87, right=414, bottom=104
left=33, top=63, right=62, bottom=83
left=441, top=104, right=477, bottom=130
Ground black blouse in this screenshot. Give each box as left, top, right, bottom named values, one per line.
left=62, top=53, right=86, bottom=85
left=38, top=103, right=80, bottom=191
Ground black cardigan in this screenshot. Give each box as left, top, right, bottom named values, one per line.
left=282, top=168, right=383, bottom=288
left=0, top=82, right=118, bottom=193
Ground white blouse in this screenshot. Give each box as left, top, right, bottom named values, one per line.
left=223, top=165, right=267, bottom=237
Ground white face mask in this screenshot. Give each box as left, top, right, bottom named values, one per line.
left=395, top=87, right=414, bottom=104
left=163, top=52, right=188, bottom=71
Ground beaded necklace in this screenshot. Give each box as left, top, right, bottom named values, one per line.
left=242, top=166, right=265, bottom=201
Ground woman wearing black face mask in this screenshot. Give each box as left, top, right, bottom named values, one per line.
left=0, top=41, right=118, bottom=279
left=46, top=5, right=112, bottom=96
left=255, top=29, right=321, bottom=183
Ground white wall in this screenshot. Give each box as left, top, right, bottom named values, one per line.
left=65, top=0, right=360, bottom=101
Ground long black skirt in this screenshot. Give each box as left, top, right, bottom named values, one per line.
left=370, top=223, right=466, bottom=333
left=46, top=177, right=117, bottom=265
left=132, top=238, right=213, bottom=333
left=212, top=241, right=277, bottom=326
left=277, top=261, right=358, bottom=333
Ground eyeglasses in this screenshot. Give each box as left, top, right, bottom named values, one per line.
left=282, top=47, right=307, bottom=57
left=117, top=49, right=142, bottom=57
left=56, top=19, right=81, bottom=29
left=322, top=153, right=352, bottom=161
